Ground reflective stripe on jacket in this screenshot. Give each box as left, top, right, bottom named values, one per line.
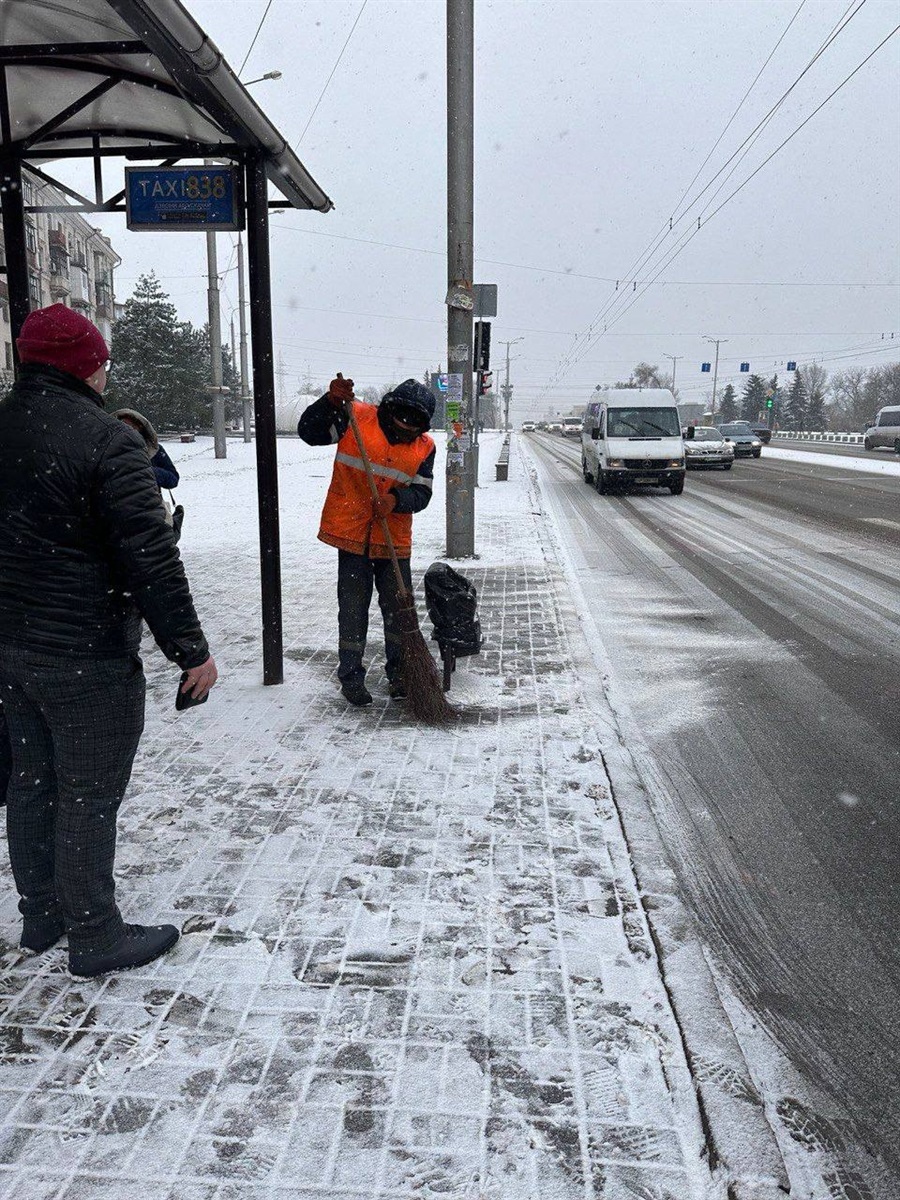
left=318, top=402, right=435, bottom=559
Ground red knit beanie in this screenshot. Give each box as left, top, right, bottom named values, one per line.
left=16, top=304, right=109, bottom=381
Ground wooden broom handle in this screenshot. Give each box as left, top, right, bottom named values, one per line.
left=343, top=398, right=409, bottom=596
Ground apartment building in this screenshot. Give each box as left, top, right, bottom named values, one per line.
left=0, top=171, right=121, bottom=388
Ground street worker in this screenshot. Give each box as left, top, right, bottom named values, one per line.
left=113, top=408, right=182, bottom=537
left=298, top=375, right=436, bottom=707
left=0, top=304, right=217, bottom=978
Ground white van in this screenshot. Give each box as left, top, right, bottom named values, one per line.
left=863, top=406, right=900, bottom=453
left=581, top=388, right=685, bottom=495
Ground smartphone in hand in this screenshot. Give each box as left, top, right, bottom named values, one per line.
left=175, top=671, right=209, bottom=712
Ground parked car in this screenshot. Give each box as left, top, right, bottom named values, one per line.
left=863, top=406, right=900, bottom=452
left=684, top=426, right=734, bottom=469
left=717, top=422, right=762, bottom=458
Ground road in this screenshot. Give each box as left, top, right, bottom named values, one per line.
left=526, top=433, right=900, bottom=1182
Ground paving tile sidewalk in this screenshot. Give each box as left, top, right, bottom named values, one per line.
left=0, top=434, right=717, bottom=1199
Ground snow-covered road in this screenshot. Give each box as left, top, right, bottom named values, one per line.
left=526, top=432, right=900, bottom=1199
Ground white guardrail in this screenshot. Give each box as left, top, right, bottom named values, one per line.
left=773, top=430, right=864, bottom=445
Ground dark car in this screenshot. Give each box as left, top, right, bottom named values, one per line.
left=748, top=423, right=773, bottom=444
left=717, top=423, right=763, bottom=458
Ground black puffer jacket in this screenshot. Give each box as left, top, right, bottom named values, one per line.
left=0, top=364, right=208, bottom=667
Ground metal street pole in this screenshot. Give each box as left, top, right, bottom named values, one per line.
left=237, top=233, right=252, bottom=442
left=500, top=337, right=523, bottom=430
left=663, top=353, right=682, bottom=397
left=206, top=226, right=227, bottom=459
left=445, top=0, right=475, bottom=558
left=704, top=336, right=728, bottom=420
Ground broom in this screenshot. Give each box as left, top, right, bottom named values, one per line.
left=342, top=390, right=456, bottom=725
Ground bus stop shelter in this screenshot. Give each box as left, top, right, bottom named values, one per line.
left=0, top=0, right=334, bottom=685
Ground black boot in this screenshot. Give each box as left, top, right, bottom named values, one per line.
left=20, top=912, right=66, bottom=953
left=388, top=678, right=407, bottom=700
left=69, top=924, right=179, bottom=979
left=341, top=680, right=373, bottom=706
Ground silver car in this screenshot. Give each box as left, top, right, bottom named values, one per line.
left=684, top=426, right=735, bottom=470
left=864, top=405, right=900, bottom=453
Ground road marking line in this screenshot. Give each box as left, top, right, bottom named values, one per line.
left=861, top=517, right=900, bottom=530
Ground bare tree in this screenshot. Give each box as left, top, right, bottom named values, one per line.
left=828, top=368, right=868, bottom=431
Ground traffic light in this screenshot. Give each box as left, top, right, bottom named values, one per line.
left=480, top=371, right=493, bottom=395
left=766, top=397, right=774, bottom=409
left=474, top=322, right=491, bottom=371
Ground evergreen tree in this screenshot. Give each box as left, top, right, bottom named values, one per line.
left=739, top=374, right=766, bottom=421
left=717, top=383, right=738, bottom=422
left=782, top=370, right=808, bottom=431
left=804, top=363, right=828, bottom=431
left=106, top=273, right=208, bottom=430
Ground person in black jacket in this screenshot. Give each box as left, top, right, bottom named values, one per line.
left=113, top=408, right=182, bottom=539
left=0, top=304, right=218, bottom=978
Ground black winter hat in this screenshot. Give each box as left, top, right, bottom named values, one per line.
left=382, top=379, right=436, bottom=421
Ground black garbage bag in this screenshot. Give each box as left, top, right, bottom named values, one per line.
left=424, top=562, right=483, bottom=658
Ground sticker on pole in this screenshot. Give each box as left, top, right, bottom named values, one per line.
left=125, top=166, right=244, bottom=232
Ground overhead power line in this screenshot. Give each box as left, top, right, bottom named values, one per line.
left=239, top=0, right=275, bottom=76
left=670, top=0, right=809, bottom=224
left=543, top=6, right=896, bottom=394
left=587, top=18, right=900, bottom=346
left=275, top=223, right=896, bottom=288
left=569, top=0, right=869, bottom=360
left=294, top=0, right=369, bottom=148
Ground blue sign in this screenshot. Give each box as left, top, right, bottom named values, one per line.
left=436, top=373, right=449, bottom=392
left=740, top=361, right=750, bottom=372
left=787, top=360, right=797, bottom=371
left=701, top=362, right=711, bottom=372
left=125, top=166, right=244, bottom=232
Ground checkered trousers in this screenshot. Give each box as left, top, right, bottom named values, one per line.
left=0, top=644, right=145, bottom=952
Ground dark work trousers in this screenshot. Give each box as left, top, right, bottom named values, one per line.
left=337, top=549, right=413, bottom=685
left=0, top=702, right=10, bottom=806
left=0, top=645, right=145, bottom=953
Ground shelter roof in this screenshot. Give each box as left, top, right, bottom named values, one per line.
left=0, top=0, right=333, bottom=212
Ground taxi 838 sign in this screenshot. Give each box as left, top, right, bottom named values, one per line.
left=125, top=166, right=244, bottom=232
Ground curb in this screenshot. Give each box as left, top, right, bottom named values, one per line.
left=521, top=438, right=791, bottom=1198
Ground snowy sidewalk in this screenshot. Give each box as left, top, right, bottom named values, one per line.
left=2, top=431, right=719, bottom=1199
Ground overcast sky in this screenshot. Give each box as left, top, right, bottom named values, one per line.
left=89, top=0, right=899, bottom=419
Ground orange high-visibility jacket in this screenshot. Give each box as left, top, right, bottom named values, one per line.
left=318, top=403, right=435, bottom=559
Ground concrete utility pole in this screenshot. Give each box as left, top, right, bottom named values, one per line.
left=704, top=336, right=728, bottom=420
left=663, top=353, right=682, bottom=398
left=499, top=337, right=523, bottom=430
left=445, top=0, right=475, bottom=558
left=237, top=234, right=252, bottom=442
left=206, top=227, right=227, bottom=459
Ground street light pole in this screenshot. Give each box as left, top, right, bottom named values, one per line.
left=499, top=337, right=523, bottom=430
left=663, top=353, right=682, bottom=398
left=206, top=226, right=227, bottom=459
left=237, top=233, right=252, bottom=442
left=703, top=336, right=728, bottom=420
left=445, top=0, right=475, bottom=558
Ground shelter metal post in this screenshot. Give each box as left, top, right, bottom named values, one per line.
left=245, top=153, right=283, bottom=685
left=0, top=155, right=30, bottom=349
